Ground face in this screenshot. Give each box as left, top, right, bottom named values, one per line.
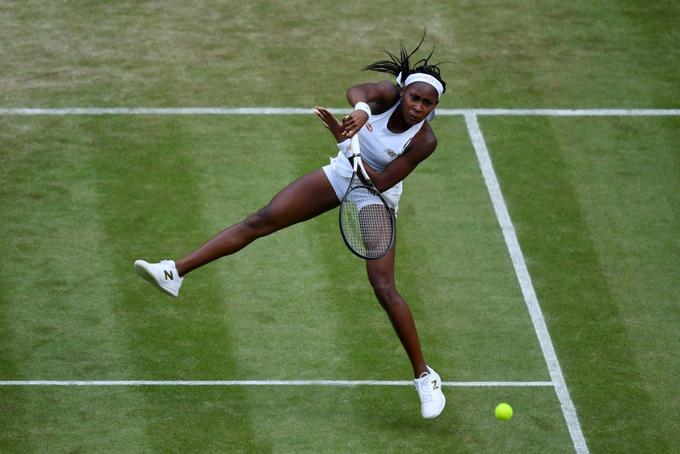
left=400, top=82, right=439, bottom=125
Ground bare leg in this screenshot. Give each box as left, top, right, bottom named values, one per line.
left=366, top=240, right=428, bottom=378
left=176, top=169, right=339, bottom=276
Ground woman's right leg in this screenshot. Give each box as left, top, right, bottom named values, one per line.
left=175, top=169, right=339, bottom=276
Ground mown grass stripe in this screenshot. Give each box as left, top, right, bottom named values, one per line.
left=485, top=116, right=680, bottom=453
left=0, top=108, right=679, bottom=116
left=0, top=380, right=554, bottom=387
left=0, top=116, right=156, bottom=452
left=465, top=114, right=589, bottom=454
left=85, top=115, right=267, bottom=452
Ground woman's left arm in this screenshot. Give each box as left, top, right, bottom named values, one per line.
left=361, top=124, right=438, bottom=192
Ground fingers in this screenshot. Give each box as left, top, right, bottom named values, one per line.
left=315, top=106, right=347, bottom=142
left=315, top=107, right=367, bottom=138
left=315, top=106, right=334, bottom=119
left=341, top=121, right=360, bottom=138
left=314, top=108, right=330, bottom=129
left=341, top=116, right=354, bottom=137
left=315, top=106, right=337, bottom=129
left=315, top=107, right=340, bottom=124
left=341, top=110, right=368, bottom=138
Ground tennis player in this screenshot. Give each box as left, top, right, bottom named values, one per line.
left=135, top=38, right=447, bottom=419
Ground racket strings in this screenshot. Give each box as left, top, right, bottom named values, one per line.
left=340, top=186, right=394, bottom=259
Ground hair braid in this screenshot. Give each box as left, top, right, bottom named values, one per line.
left=363, top=33, right=447, bottom=94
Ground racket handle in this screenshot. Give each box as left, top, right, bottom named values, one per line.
left=350, top=133, right=369, bottom=181
left=350, top=134, right=360, bottom=155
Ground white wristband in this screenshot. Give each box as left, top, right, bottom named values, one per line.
left=353, top=102, right=371, bottom=117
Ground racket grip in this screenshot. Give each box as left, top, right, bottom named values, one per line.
left=350, top=133, right=369, bottom=180
left=350, top=134, right=360, bottom=155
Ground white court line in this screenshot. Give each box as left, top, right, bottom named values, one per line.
left=453, top=108, right=680, bottom=116
left=465, top=113, right=589, bottom=454
left=0, top=380, right=553, bottom=387
left=0, top=107, right=679, bottom=116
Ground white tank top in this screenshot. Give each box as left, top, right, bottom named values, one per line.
left=357, top=101, right=425, bottom=172
left=325, top=101, right=425, bottom=211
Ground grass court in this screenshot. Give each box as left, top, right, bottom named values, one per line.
left=1, top=1, right=679, bottom=452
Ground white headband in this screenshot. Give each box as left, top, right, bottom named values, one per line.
left=396, top=72, right=444, bottom=98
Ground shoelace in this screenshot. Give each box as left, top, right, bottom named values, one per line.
left=415, top=373, right=433, bottom=402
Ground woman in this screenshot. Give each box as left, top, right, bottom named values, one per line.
left=135, top=39, right=447, bottom=419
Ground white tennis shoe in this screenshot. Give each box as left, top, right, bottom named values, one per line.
left=134, top=259, right=183, bottom=297
left=414, top=365, right=446, bottom=419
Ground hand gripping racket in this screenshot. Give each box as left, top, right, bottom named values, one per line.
left=339, top=134, right=396, bottom=260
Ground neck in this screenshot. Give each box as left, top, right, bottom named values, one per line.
left=386, top=105, right=410, bottom=134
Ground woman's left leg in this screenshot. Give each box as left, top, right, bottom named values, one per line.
left=365, top=240, right=428, bottom=378
left=367, top=240, right=446, bottom=418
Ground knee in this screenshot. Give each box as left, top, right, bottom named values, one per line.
left=370, top=279, right=401, bottom=308
left=243, top=205, right=278, bottom=237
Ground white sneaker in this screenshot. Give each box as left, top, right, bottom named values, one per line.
left=134, top=259, right=183, bottom=297
left=414, top=365, right=446, bottom=419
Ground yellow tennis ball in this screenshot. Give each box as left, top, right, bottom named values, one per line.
left=495, top=403, right=513, bottom=421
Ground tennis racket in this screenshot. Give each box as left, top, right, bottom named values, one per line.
left=339, top=134, right=396, bottom=260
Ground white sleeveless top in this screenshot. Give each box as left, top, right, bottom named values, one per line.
left=357, top=101, right=425, bottom=173
left=326, top=101, right=425, bottom=210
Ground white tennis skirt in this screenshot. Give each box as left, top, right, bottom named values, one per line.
left=322, top=151, right=403, bottom=214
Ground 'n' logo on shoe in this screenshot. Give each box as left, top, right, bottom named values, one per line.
left=432, top=379, right=439, bottom=389
left=164, top=270, right=174, bottom=280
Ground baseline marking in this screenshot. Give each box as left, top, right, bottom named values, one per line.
left=0, top=380, right=552, bottom=387
left=465, top=113, right=589, bottom=454
left=0, top=107, right=679, bottom=116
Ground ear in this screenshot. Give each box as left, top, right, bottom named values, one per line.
left=399, top=83, right=412, bottom=99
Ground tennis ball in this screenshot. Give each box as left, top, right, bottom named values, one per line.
left=495, top=403, right=513, bottom=421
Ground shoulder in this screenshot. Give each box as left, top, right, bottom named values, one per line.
left=375, top=80, right=400, bottom=99
left=402, top=122, right=437, bottom=165
left=411, top=122, right=438, bottom=154
left=371, top=81, right=401, bottom=114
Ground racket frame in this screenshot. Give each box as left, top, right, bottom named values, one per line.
left=338, top=136, right=396, bottom=260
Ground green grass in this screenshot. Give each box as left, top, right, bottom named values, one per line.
left=0, top=115, right=566, bottom=452
left=483, top=116, right=680, bottom=452
left=1, top=1, right=679, bottom=452
left=1, top=387, right=575, bottom=453
left=2, top=1, right=679, bottom=108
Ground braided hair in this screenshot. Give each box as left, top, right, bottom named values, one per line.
left=364, top=34, right=446, bottom=94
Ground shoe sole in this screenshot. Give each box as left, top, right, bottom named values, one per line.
left=134, top=260, right=179, bottom=297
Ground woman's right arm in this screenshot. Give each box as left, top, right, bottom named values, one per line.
left=346, top=80, right=400, bottom=114
left=342, top=80, right=400, bottom=137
